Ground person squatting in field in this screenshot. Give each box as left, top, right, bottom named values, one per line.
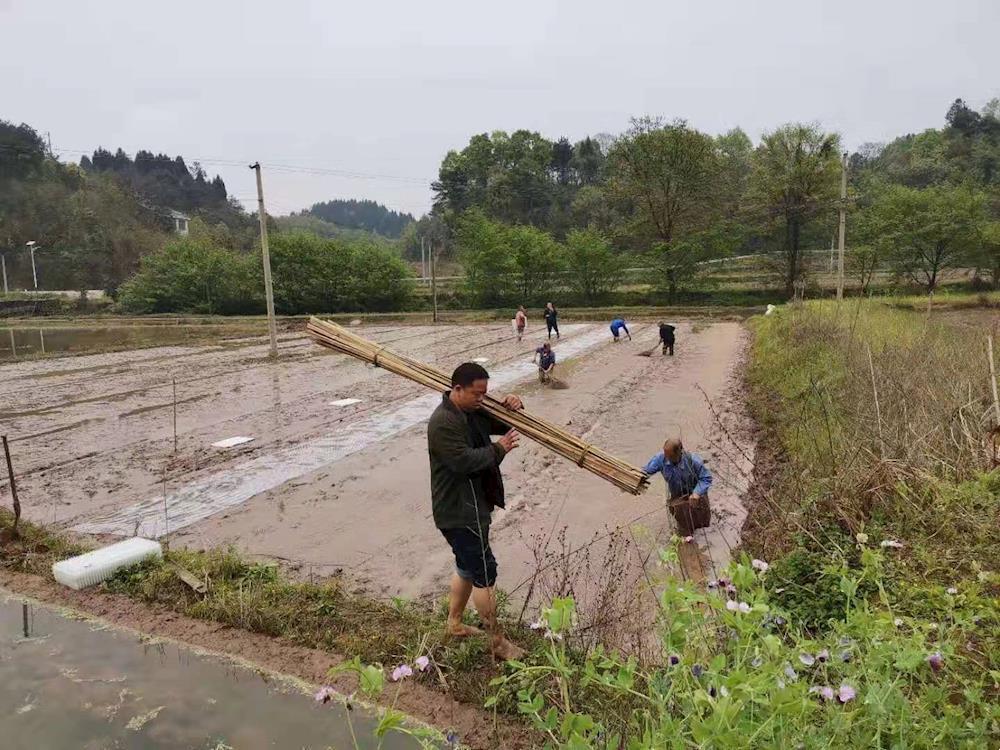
left=534, top=341, right=556, bottom=384
left=427, top=362, right=525, bottom=659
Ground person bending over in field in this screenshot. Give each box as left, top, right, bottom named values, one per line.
left=610, top=317, right=631, bottom=342
left=659, top=321, right=676, bottom=355
left=427, top=362, right=525, bottom=660
left=534, top=341, right=556, bottom=384
left=642, top=438, right=713, bottom=536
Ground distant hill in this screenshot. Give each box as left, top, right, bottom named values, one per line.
left=275, top=213, right=396, bottom=247
left=304, top=199, right=414, bottom=238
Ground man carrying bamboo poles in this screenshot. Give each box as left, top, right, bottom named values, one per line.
left=427, top=362, right=526, bottom=659
left=642, top=438, right=713, bottom=535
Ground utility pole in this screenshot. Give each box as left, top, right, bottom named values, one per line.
left=420, top=236, right=426, bottom=282
left=25, top=242, right=38, bottom=290
left=836, top=152, right=847, bottom=302
left=430, top=241, right=438, bottom=323
left=249, top=162, right=278, bottom=358
left=1, top=254, right=7, bottom=295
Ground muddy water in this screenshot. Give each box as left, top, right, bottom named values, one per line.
left=0, top=593, right=426, bottom=749
left=0, top=325, right=263, bottom=362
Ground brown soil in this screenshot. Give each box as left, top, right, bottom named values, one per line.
left=0, top=567, right=535, bottom=749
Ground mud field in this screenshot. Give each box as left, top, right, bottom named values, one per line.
left=0, top=320, right=753, bottom=608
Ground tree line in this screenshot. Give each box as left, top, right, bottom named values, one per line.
left=425, top=98, right=1000, bottom=302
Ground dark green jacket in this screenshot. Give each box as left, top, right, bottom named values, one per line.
left=427, top=392, right=509, bottom=530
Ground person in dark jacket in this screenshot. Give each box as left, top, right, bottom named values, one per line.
left=427, top=361, right=525, bottom=659
left=544, top=302, right=560, bottom=339
left=658, top=322, right=676, bottom=355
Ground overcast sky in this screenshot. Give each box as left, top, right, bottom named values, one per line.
left=1, top=0, right=997, bottom=218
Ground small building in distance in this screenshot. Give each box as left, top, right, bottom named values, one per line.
left=166, top=209, right=190, bottom=236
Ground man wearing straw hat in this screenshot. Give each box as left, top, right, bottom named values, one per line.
left=428, top=361, right=525, bottom=659
left=642, top=438, right=713, bottom=535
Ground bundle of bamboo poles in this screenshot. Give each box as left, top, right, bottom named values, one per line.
left=307, top=317, right=649, bottom=495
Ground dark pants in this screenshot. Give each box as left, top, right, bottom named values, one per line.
left=661, top=337, right=674, bottom=355
left=441, top=527, right=497, bottom=588
left=546, top=321, right=559, bottom=338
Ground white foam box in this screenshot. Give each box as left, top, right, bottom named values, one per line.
left=52, top=537, right=163, bottom=590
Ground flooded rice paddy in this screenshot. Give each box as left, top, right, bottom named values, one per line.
left=0, top=592, right=424, bottom=749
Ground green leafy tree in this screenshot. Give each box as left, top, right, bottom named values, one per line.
left=434, top=130, right=556, bottom=228
left=867, top=184, right=984, bottom=291
left=454, top=210, right=516, bottom=306
left=974, top=220, right=1000, bottom=288
left=607, top=117, right=722, bottom=298
left=507, top=223, right=566, bottom=301
left=565, top=229, right=622, bottom=304
left=118, top=238, right=258, bottom=314
left=748, top=123, right=842, bottom=294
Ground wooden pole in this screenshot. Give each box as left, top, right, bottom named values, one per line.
left=420, top=236, right=426, bottom=282
left=430, top=241, right=438, bottom=323
left=172, top=377, right=178, bottom=454
left=867, top=345, right=884, bottom=455
left=249, top=162, right=279, bottom=359
left=837, top=151, right=847, bottom=302
left=1, top=254, right=7, bottom=295
left=2, top=435, right=21, bottom=537
left=988, top=335, right=1000, bottom=426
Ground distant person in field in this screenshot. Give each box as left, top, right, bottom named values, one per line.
left=544, top=302, right=560, bottom=340
left=534, top=342, right=556, bottom=384
left=427, top=362, right=525, bottom=660
left=514, top=306, right=527, bottom=342
left=659, top=322, right=676, bottom=355
left=610, top=317, right=631, bottom=342
left=642, top=438, right=713, bottom=536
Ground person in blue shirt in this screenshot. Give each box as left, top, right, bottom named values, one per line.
left=642, top=438, right=713, bottom=535
left=610, top=317, right=631, bottom=342
left=533, top=342, right=556, bottom=384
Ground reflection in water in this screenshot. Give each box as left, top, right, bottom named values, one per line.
left=0, top=593, right=427, bottom=749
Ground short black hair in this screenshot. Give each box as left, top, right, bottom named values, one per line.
left=452, top=362, right=489, bottom=387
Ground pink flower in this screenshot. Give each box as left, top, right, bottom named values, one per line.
left=738, top=602, right=752, bottom=613
left=314, top=685, right=335, bottom=704
left=683, top=535, right=694, bottom=543
left=837, top=684, right=856, bottom=703
left=927, top=652, right=944, bottom=673
left=390, top=664, right=413, bottom=682
left=414, top=655, right=430, bottom=672
left=809, top=685, right=835, bottom=701
left=751, top=559, right=769, bottom=572
left=799, top=653, right=816, bottom=667
left=725, top=600, right=739, bottom=612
